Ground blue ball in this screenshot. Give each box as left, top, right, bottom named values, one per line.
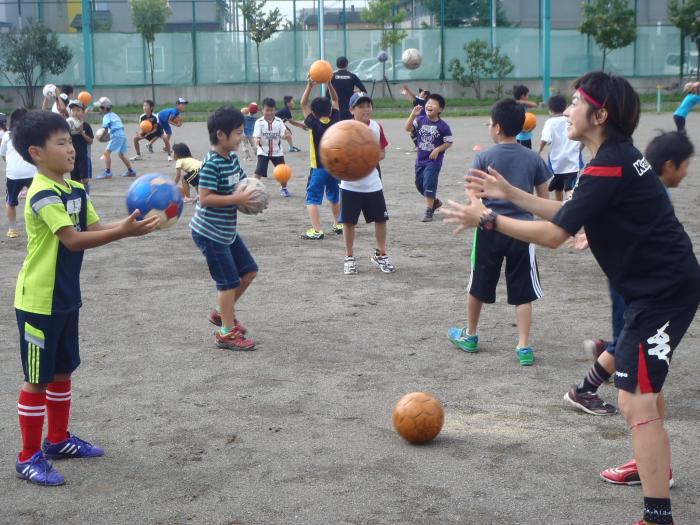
left=377, top=50, right=389, bottom=63
left=126, top=173, right=184, bottom=229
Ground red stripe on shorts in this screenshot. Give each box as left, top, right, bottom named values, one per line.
left=637, top=343, right=654, bottom=393
left=582, top=165, right=622, bottom=178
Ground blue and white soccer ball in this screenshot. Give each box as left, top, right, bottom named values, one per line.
left=377, top=50, right=389, bottom=63
left=126, top=173, right=184, bottom=229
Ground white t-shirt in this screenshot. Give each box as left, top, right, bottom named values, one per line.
left=339, top=119, right=386, bottom=193
left=540, top=115, right=582, bottom=175
left=51, top=93, right=70, bottom=116
left=253, top=116, right=286, bottom=157
left=0, top=132, right=37, bottom=180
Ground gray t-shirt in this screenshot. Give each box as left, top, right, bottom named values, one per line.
left=471, top=143, right=551, bottom=219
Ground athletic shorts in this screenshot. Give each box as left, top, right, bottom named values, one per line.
left=548, top=172, right=578, bottom=192
left=340, top=189, right=388, bottom=225
left=6, top=178, right=33, bottom=207
left=467, top=228, right=543, bottom=305
left=306, top=167, right=340, bottom=205
left=414, top=164, right=441, bottom=198
left=106, top=133, right=128, bottom=155
left=255, top=155, right=285, bottom=178
left=70, top=156, right=90, bottom=182
left=158, top=119, right=172, bottom=136
left=673, top=114, right=686, bottom=132
left=17, top=309, right=81, bottom=384
left=183, top=170, right=199, bottom=188
left=144, top=127, right=164, bottom=141
left=191, top=231, right=258, bottom=291
left=517, top=138, right=532, bottom=149
left=614, top=299, right=699, bottom=393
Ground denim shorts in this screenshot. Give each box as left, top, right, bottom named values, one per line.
left=107, top=133, right=128, bottom=155
left=414, top=163, right=441, bottom=197
left=306, top=167, right=340, bottom=205
left=192, top=231, right=258, bottom=291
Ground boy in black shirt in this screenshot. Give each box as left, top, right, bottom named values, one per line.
left=67, top=100, right=94, bottom=190
left=330, top=56, right=366, bottom=120
left=442, top=72, right=700, bottom=525
left=275, top=96, right=305, bottom=153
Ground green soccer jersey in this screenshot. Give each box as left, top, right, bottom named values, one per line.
left=15, top=173, right=100, bottom=315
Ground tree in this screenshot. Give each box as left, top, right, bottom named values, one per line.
left=448, top=39, right=513, bottom=100
left=668, top=0, right=700, bottom=80
left=131, top=0, right=170, bottom=104
left=0, top=24, right=72, bottom=108
left=362, top=0, right=408, bottom=92
left=422, top=0, right=509, bottom=28
left=239, top=0, right=284, bottom=100
left=579, top=0, right=636, bottom=72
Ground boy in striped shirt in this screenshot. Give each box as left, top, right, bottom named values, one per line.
left=190, top=106, right=260, bottom=351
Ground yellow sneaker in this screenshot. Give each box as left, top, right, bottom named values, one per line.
left=300, top=229, right=324, bottom=240
left=332, top=223, right=343, bottom=235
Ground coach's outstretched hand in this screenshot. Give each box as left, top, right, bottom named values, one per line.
left=439, top=189, right=486, bottom=234
left=122, top=211, right=160, bottom=236
left=466, top=166, right=512, bottom=201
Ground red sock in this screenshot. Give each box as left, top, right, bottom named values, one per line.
left=46, top=380, right=71, bottom=444
left=17, top=390, right=46, bottom=462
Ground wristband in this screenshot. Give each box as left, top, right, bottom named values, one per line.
left=478, top=209, right=498, bottom=231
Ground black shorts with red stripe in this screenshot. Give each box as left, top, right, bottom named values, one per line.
left=614, top=299, right=699, bottom=393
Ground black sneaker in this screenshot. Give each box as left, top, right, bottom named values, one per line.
left=564, top=386, right=617, bottom=416
left=421, top=208, right=434, bottom=222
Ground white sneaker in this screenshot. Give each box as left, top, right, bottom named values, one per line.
left=130, top=155, right=142, bottom=161
left=344, top=256, right=358, bottom=275
left=167, top=155, right=173, bottom=162
left=370, top=250, right=396, bottom=273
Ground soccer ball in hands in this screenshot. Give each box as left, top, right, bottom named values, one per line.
left=236, top=178, right=269, bottom=215
left=126, top=173, right=184, bottom=229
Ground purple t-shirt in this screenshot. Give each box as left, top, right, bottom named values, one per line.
left=413, top=115, right=453, bottom=167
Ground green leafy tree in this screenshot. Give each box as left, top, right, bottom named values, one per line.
left=131, top=0, right=170, bottom=104
left=423, top=0, right=509, bottom=28
left=579, top=0, right=636, bottom=72
left=239, top=0, right=284, bottom=100
left=668, top=0, right=700, bottom=80
left=362, top=0, right=408, bottom=91
left=448, top=39, right=512, bottom=100
left=0, top=24, right=72, bottom=108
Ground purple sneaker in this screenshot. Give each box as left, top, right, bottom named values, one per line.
left=15, top=451, right=65, bottom=486
left=43, top=433, right=104, bottom=459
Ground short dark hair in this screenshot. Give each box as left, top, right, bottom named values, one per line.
left=13, top=111, right=70, bottom=165
left=9, top=107, right=28, bottom=133
left=207, top=106, right=244, bottom=145
left=283, top=95, right=293, bottom=105
left=262, top=97, right=276, bottom=109
left=60, top=85, right=74, bottom=96
left=172, top=142, right=192, bottom=159
left=310, top=96, right=332, bottom=118
left=513, top=84, right=529, bottom=100
left=548, top=94, right=567, bottom=114
left=644, top=131, right=694, bottom=175
left=428, top=93, right=446, bottom=111
left=572, top=71, right=640, bottom=141
left=144, top=99, right=155, bottom=108
left=491, top=98, right=526, bottom=137
left=336, top=56, right=348, bottom=68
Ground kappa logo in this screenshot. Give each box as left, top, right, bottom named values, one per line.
left=633, top=157, right=652, bottom=177
left=647, top=321, right=671, bottom=364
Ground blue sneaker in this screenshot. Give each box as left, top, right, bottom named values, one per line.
left=280, top=187, right=291, bottom=198
left=42, top=433, right=104, bottom=459
left=447, top=326, right=479, bottom=352
left=96, top=170, right=112, bottom=180
left=15, top=451, right=65, bottom=486
left=516, top=346, right=535, bottom=366
left=121, top=169, right=136, bottom=177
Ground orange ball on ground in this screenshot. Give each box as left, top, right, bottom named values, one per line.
left=392, top=392, right=444, bottom=445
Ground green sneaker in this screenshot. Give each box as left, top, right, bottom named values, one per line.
left=447, top=326, right=478, bottom=352
left=301, top=229, right=324, bottom=240
left=516, top=346, right=534, bottom=366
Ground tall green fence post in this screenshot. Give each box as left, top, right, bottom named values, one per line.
left=293, top=0, right=298, bottom=82
left=542, top=0, right=550, bottom=103
left=439, top=0, right=445, bottom=80
left=81, top=0, right=94, bottom=92
left=342, top=0, right=347, bottom=57
left=191, top=1, right=198, bottom=85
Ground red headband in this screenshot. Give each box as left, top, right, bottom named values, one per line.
left=577, top=88, right=603, bottom=109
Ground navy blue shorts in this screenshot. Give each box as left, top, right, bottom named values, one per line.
left=6, top=178, right=33, bottom=207
left=192, top=231, right=258, bottom=291
left=414, top=164, right=441, bottom=198
left=255, top=155, right=285, bottom=178
left=17, top=309, right=81, bottom=384
left=306, top=167, right=340, bottom=205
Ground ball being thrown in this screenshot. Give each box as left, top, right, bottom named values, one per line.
left=401, top=48, right=422, bottom=70
left=319, top=120, right=381, bottom=182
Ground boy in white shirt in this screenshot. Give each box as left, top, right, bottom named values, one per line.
left=340, top=93, right=395, bottom=275
left=538, top=94, right=583, bottom=201
left=253, top=98, right=292, bottom=197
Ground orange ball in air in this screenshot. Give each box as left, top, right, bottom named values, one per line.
left=309, top=60, right=334, bottom=83
left=273, top=164, right=292, bottom=184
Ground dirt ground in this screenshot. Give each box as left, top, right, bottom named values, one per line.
left=0, top=113, right=699, bottom=525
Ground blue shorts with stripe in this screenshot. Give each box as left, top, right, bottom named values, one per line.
left=467, top=228, right=543, bottom=306
left=16, top=309, right=81, bottom=384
